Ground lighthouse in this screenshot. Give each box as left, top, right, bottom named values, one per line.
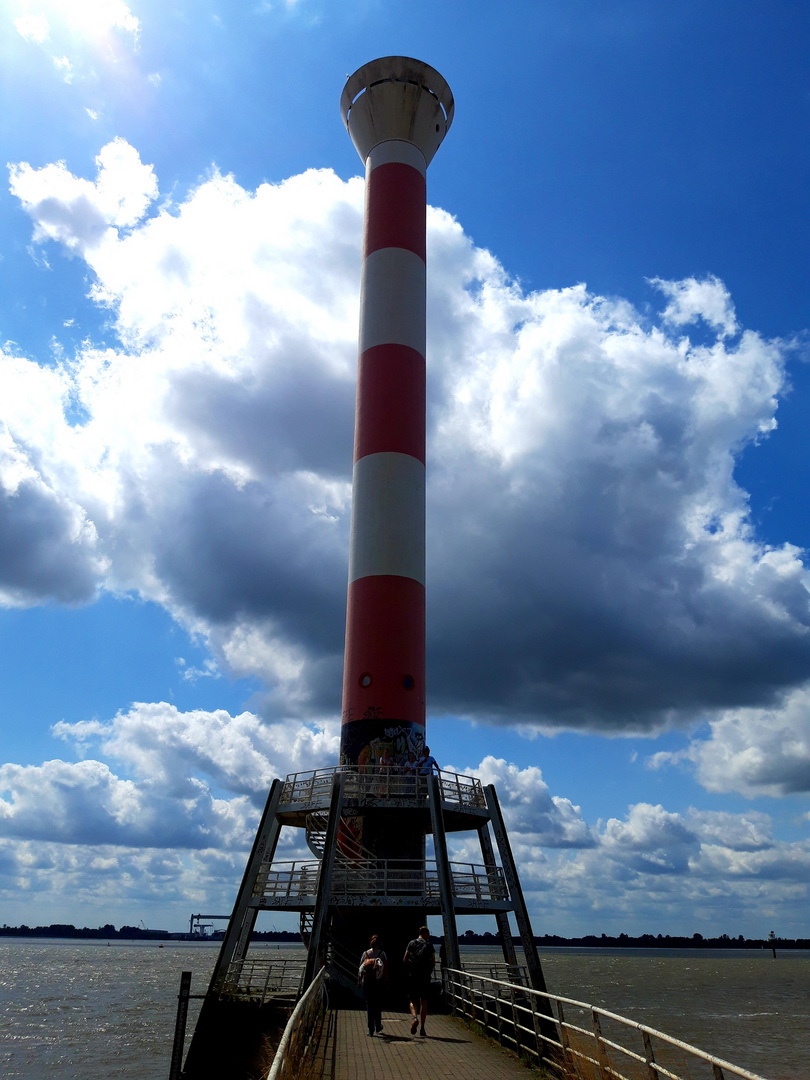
left=180, top=64, right=554, bottom=1078
left=339, top=57, right=454, bottom=778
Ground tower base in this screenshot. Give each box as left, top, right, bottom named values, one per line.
left=180, top=766, right=555, bottom=1078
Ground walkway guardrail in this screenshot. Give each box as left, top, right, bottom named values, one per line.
left=223, top=956, right=305, bottom=1004
left=266, top=968, right=327, bottom=1080
left=463, top=961, right=530, bottom=985
left=442, top=968, right=769, bottom=1080
left=280, top=766, right=486, bottom=809
left=253, top=858, right=507, bottom=903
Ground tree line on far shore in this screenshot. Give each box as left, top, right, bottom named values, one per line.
left=1, top=923, right=807, bottom=949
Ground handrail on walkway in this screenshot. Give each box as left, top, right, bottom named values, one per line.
left=443, top=967, right=770, bottom=1080
left=266, top=967, right=327, bottom=1080
left=280, top=765, right=486, bottom=809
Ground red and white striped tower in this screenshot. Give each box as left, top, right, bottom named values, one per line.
left=339, top=58, right=454, bottom=775
left=341, top=59, right=457, bottom=773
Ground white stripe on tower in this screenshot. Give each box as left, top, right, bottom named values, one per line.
left=340, top=58, right=454, bottom=760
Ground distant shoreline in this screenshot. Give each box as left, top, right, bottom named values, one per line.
left=2, top=924, right=807, bottom=949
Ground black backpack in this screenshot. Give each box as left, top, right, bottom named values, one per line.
left=406, top=938, right=432, bottom=975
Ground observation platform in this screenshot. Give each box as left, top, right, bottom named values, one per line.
left=252, top=857, right=510, bottom=912
left=277, top=765, right=488, bottom=831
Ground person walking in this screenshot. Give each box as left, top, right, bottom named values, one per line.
left=403, top=925, right=435, bottom=1036
left=358, top=934, right=388, bottom=1036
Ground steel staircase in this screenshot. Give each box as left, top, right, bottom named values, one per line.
left=304, top=810, right=372, bottom=861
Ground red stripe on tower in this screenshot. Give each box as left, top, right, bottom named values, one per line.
left=364, top=164, right=426, bottom=260
left=339, top=59, right=454, bottom=765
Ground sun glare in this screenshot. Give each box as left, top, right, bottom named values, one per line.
left=13, top=0, right=139, bottom=42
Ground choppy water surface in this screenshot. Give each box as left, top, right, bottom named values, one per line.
left=525, top=948, right=809, bottom=1080
left=1, top=940, right=807, bottom=1080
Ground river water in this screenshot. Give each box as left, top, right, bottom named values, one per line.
left=0, top=940, right=807, bottom=1080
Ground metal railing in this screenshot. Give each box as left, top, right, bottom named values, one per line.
left=222, top=956, right=306, bottom=1005
left=463, top=961, right=530, bottom=985
left=254, top=860, right=320, bottom=900
left=266, top=968, right=327, bottom=1080
left=437, top=769, right=487, bottom=809
left=253, top=858, right=507, bottom=903
left=279, top=765, right=486, bottom=809
left=449, top=862, right=508, bottom=901
left=443, top=968, right=770, bottom=1080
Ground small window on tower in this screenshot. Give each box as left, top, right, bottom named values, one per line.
left=403, top=675, right=415, bottom=690
left=359, top=673, right=372, bottom=688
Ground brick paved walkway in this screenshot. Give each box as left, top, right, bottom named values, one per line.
left=317, top=1008, right=538, bottom=1080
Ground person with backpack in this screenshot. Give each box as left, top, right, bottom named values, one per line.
left=403, top=925, right=435, bottom=1036
left=357, top=934, right=388, bottom=1036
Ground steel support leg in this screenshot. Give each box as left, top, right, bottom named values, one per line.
left=303, top=771, right=345, bottom=988
left=484, top=784, right=546, bottom=991
left=484, top=784, right=560, bottom=1050
left=208, top=778, right=284, bottom=992
left=428, top=772, right=460, bottom=971
left=477, top=822, right=518, bottom=969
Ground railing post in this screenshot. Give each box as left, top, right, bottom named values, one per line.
left=168, top=970, right=191, bottom=1080
left=556, top=1000, right=573, bottom=1070
left=493, top=985, right=503, bottom=1043
left=592, top=1009, right=612, bottom=1080
left=528, top=989, right=546, bottom=1066
left=643, top=1029, right=660, bottom=1080
left=713, top=1067, right=725, bottom=1080
left=509, top=983, right=522, bottom=1058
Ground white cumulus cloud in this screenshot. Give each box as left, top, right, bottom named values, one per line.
left=449, top=755, right=596, bottom=848
left=54, top=701, right=340, bottom=799
left=0, top=703, right=338, bottom=857
left=3, top=139, right=810, bottom=807
left=649, top=685, right=810, bottom=797
left=9, top=139, right=157, bottom=253
left=0, top=757, right=251, bottom=849
left=14, top=13, right=49, bottom=43
left=650, top=274, right=738, bottom=338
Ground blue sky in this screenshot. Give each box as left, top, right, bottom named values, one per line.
left=0, top=0, right=808, bottom=938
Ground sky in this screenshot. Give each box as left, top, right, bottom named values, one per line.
left=0, top=0, right=808, bottom=939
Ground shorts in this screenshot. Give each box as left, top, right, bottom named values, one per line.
left=408, top=975, right=431, bottom=1002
